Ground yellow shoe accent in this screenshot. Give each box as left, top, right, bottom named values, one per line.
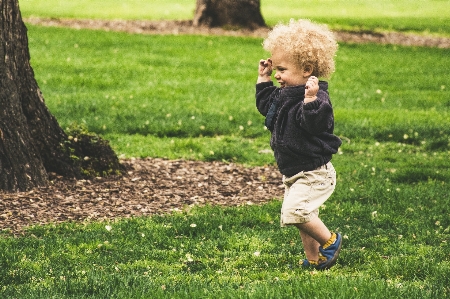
left=322, top=233, right=337, bottom=249
left=309, top=260, right=319, bottom=266
left=317, top=255, right=327, bottom=264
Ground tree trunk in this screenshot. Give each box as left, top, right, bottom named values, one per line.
left=0, top=0, right=123, bottom=192
left=193, top=0, right=266, bottom=30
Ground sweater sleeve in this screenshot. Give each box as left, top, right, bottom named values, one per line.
left=300, top=89, right=335, bottom=135
left=256, top=82, right=277, bottom=117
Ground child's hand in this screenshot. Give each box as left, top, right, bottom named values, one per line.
left=259, top=58, right=273, bottom=76
left=304, top=76, right=319, bottom=103
left=257, top=58, right=273, bottom=83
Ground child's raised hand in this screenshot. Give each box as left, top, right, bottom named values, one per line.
left=257, top=58, right=273, bottom=84
left=304, top=76, right=319, bottom=102
left=258, top=58, right=273, bottom=77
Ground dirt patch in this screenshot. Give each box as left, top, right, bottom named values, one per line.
left=25, top=18, right=450, bottom=48
left=0, top=158, right=283, bottom=234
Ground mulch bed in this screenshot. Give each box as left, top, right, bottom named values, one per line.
left=0, top=158, right=283, bottom=234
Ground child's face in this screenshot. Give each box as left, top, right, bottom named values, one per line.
left=271, top=50, right=308, bottom=88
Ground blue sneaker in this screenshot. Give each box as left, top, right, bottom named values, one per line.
left=300, top=259, right=312, bottom=268
left=316, top=233, right=342, bottom=270
left=300, top=258, right=324, bottom=269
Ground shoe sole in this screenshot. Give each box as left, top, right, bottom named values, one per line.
left=316, top=234, right=342, bottom=270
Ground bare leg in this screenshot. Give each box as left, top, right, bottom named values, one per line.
left=299, top=230, right=320, bottom=261
left=295, top=217, right=332, bottom=261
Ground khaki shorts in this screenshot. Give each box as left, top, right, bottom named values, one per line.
left=280, top=162, right=336, bottom=226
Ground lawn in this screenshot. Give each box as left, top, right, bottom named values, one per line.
left=0, top=0, right=449, bottom=298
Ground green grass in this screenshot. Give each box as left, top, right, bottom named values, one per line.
left=20, top=0, right=450, bottom=35
left=263, top=0, right=450, bottom=35
left=20, top=0, right=197, bottom=21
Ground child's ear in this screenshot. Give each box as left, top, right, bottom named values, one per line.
left=302, top=64, right=314, bottom=78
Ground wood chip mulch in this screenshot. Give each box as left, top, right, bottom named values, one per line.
left=0, top=158, right=283, bottom=234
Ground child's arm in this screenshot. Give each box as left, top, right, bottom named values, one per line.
left=257, top=58, right=273, bottom=84
left=300, top=90, right=334, bottom=135
left=304, top=76, right=319, bottom=103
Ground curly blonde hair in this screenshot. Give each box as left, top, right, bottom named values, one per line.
left=263, top=19, right=338, bottom=78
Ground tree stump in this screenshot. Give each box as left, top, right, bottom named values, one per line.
left=193, top=0, right=266, bottom=30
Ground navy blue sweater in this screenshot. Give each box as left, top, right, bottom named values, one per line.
left=256, top=81, right=342, bottom=176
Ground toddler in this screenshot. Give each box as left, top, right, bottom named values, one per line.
left=256, top=19, right=342, bottom=270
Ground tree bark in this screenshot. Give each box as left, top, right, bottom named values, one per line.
left=0, top=0, right=123, bottom=192
left=193, top=0, right=266, bottom=30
